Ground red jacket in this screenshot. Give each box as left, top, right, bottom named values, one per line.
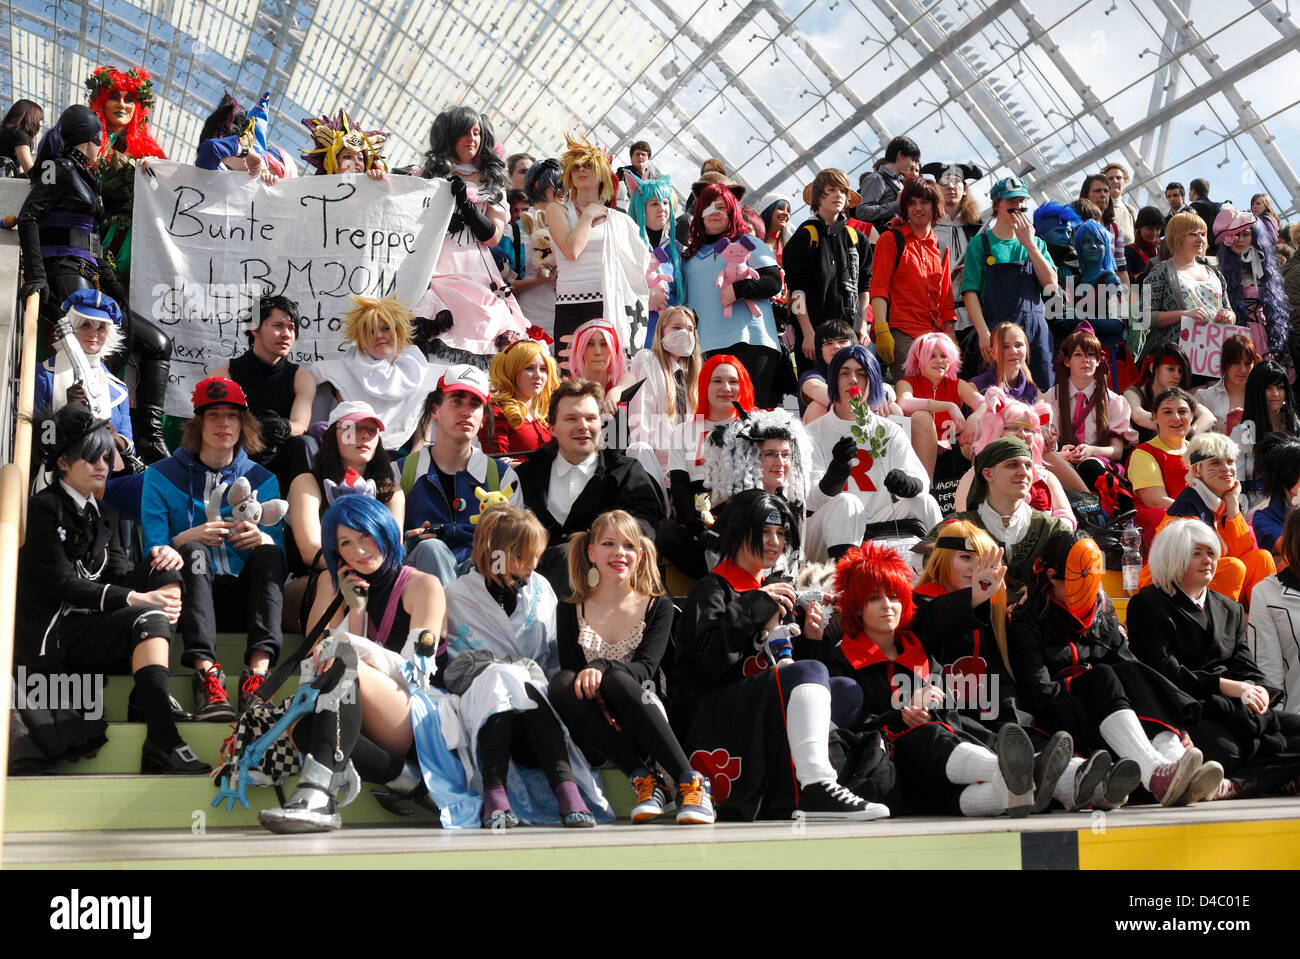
left=869, top=221, right=956, bottom=338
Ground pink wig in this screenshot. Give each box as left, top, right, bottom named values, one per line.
left=570, top=319, right=626, bottom=393
left=902, top=331, right=961, bottom=380
left=975, top=387, right=1048, bottom=463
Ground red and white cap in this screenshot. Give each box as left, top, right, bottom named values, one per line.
left=437, top=364, right=491, bottom=403
left=191, top=376, right=248, bottom=412
left=327, top=400, right=385, bottom=431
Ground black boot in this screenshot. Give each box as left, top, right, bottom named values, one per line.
left=132, top=354, right=172, bottom=464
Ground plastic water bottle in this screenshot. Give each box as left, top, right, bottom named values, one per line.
left=1121, top=524, right=1143, bottom=596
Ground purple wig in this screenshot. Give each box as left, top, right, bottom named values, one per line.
left=1217, top=224, right=1291, bottom=357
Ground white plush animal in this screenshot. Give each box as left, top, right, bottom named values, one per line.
left=225, top=476, right=288, bottom=528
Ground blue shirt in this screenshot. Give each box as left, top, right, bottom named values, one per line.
left=684, top=236, right=780, bottom=354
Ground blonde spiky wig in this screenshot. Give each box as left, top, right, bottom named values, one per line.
left=343, top=296, right=413, bottom=354
left=561, top=133, right=614, bottom=204
left=302, top=109, right=389, bottom=174
left=1185, top=430, right=1240, bottom=466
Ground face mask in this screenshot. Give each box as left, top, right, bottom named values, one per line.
left=1063, top=538, right=1104, bottom=618
left=662, top=328, right=696, bottom=357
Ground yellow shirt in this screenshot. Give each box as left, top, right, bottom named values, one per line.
left=1127, top=435, right=1186, bottom=491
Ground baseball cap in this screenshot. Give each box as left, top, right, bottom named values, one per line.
left=327, top=399, right=386, bottom=431
left=437, top=364, right=491, bottom=403
left=990, top=176, right=1031, bottom=202
left=191, top=376, right=248, bottom=412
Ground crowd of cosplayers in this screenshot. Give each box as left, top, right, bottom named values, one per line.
left=7, top=72, right=1300, bottom=834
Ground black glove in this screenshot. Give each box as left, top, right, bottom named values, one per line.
left=448, top=175, right=497, bottom=243
left=884, top=469, right=923, bottom=498
left=258, top=411, right=293, bottom=451
left=819, top=435, right=858, bottom=496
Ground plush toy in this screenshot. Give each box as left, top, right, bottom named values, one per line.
left=694, top=491, right=715, bottom=527
left=323, top=467, right=377, bottom=505
left=471, top=483, right=516, bottom=524
left=226, top=476, right=289, bottom=528
left=714, top=237, right=762, bottom=319
left=519, top=210, right=556, bottom=279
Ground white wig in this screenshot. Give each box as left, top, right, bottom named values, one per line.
left=1185, top=431, right=1239, bottom=466
left=703, top=408, right=812, bottom=510
left=1148, top=518, right=1220, bottom=594
left=64, top=303, right=126, bottom=362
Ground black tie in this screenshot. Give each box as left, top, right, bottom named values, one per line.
left=673, top=368, right=688, bottom=418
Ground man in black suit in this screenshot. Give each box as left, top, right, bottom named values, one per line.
left=514, top=378, right=665, bottom=596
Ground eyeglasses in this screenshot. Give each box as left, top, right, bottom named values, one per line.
left=760, top=450, right=794, bottom=463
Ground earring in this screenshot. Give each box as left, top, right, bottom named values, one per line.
left=588, top=565, right=600, bottom=588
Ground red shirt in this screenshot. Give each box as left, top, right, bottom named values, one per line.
left=480, top=404, right=551, bottom=457
left=868, top=222, right=956, bottom=337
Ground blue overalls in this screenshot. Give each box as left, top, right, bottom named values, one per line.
left=977, top=235, right=1054, bottom=389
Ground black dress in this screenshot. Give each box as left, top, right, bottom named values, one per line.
left=1126, top=585, right=1300, bottom=795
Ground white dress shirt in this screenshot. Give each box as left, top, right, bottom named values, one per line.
left=548, top=452, right=599, bottom=524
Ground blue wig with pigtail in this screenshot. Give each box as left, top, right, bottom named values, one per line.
left=1217, top=225, right=1291, bottom=358
left=320, top=494, right=403, bottom=589
left=827, top=344, right=885, bottom=409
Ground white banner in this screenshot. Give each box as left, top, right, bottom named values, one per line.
left=130, top=161, right=452, bottom=415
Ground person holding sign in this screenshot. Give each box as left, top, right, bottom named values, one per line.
left=1137, top=211, right=1235, bottom=362
left=415, top=106, right=527, bottom=364
left=1194, top=334, right=1258, bottom=434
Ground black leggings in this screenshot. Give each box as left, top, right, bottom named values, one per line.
left=475, top=686, right=575, bottom=791
left=548, top=667, right=692, bottom=781
left=45, top=261, right=172, bottom=362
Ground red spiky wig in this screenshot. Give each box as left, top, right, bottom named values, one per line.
left=833, top=542, right=915, bottom=637
left=86, top=66, right=165, bottom=161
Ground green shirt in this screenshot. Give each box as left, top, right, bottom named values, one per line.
left=962, top=232, right=1055, bottom=295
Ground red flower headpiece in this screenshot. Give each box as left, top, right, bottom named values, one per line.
left=85, top=65, right=165, bottom=161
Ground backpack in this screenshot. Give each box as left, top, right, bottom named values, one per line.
left=401, top=449, right=501, bottom=497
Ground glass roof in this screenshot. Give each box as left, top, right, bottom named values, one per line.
left=3, top=0, right=1296, bottom=219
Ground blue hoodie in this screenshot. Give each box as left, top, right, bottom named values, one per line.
left=142, top=447, right=285, bottom=577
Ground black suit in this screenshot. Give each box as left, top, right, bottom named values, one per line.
left=16, top=483, right=179, bottom=673
left=1127, top=585, right=1300, bottom=795
left=514, top=447, right=664, bottom=596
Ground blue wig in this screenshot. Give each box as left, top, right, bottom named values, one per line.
left=1218, top=224, right=1291, bottom=357
left=827, top=344, right=885, bottom=409
left=320, top=494, right=403, bottom=588
left=1072, top=219, right=1118, bottom=282
left=1033, top=201, right=1081, bottom=238
left=623, top=169, right=683, bottom=297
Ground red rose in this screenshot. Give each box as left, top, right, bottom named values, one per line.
left=848, top=384, right=862, bottom=400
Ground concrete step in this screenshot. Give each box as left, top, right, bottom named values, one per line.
left=6, top=766, right=637, bottom=832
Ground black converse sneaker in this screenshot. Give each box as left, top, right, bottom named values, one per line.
left=797, top=781, right=890, bottom=822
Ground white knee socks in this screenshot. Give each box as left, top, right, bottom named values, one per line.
left=1152, top=730, right=1185, bottom=762
left=945, top=742, right=1000, bottom=784
left=959, top=777, right=1010, bottom=817
left=785, top=683, right=838, bottom=786
left=1052, top=756, right=1086, bottom=807
left=1098, top=709, right=1166, bottom=787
